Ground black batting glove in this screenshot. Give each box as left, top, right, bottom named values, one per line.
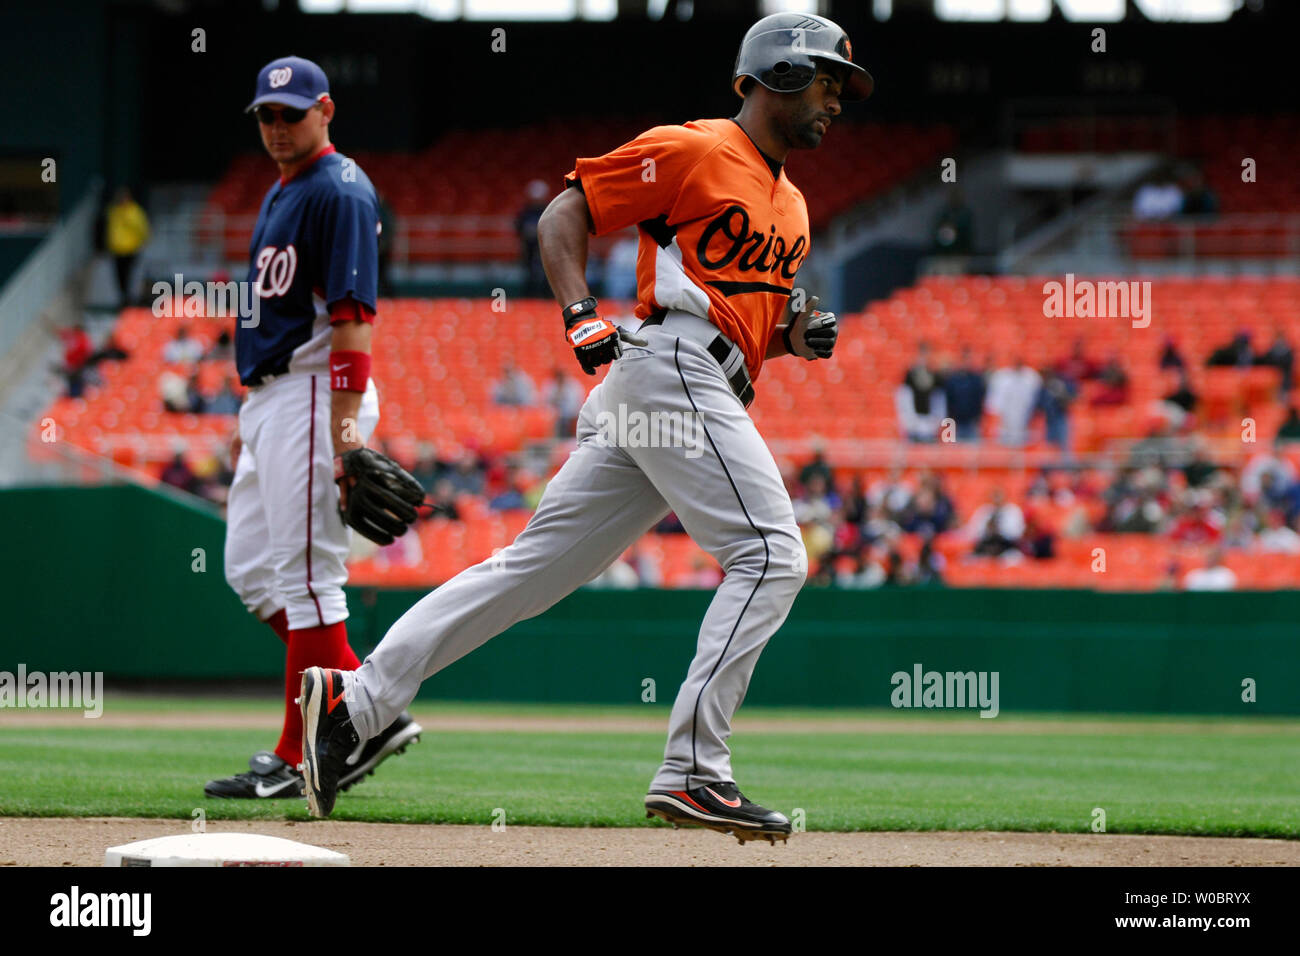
left=562, top=296, right=641, bottom=375
left=783, top=294, right=839, bottom=360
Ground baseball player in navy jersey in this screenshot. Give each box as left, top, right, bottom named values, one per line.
left=205, top=56, right=422, bottom=799
left=299, top=14, right=870, bottom=843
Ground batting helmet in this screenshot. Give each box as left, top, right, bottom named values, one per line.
left=732, top=13, right=873, bottom=101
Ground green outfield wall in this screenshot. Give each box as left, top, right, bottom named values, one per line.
left=3, top=485, right=1296, bottom=714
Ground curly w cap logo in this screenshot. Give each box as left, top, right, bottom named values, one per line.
left=268, top=66, right=293, bottom=88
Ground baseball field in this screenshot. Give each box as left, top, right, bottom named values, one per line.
left=2, top=695, right=1297, bottom=866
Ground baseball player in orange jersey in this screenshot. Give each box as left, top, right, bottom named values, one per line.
left=299, top=14, right=872, bottom=843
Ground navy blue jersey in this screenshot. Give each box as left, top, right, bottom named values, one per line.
left=236, top=148, right=380, bottom=385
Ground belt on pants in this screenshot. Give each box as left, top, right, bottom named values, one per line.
left=638, top=311, right=755, bottom=408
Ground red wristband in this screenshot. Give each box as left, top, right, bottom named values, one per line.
left=330, top=350, right=371, bottom=392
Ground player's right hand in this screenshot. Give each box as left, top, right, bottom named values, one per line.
left=562, top=296, right=623, bottom=376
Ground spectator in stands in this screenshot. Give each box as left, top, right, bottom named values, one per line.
left=896, top=342, right=946, bottom=442
left=799, top=446, right=834, bottom=489
left=793, top=472, right=839, bottom=527
left=1182, top=547, right=1236, bottom=591
left=205, top=329, right=235, bottom=362
left=411, top=443, right=442, bottom=492
left=835, top=551, right=886, bottom=589
left=841, top=475, right=868, bottom=525
left=1182, top=441, right=1219, bottom=488
left=862, top=500, right=902, bottom=546
left=869, top=467, right=914, bottom=520
left=447, top=452, right=486, bottom=496
left=1056, top=339, right=1100, bottom=383
left=1242, top=447, right=1297, bottom=503
left=1102, top=467, right=1167, bottom=534
left=794, top=473, right=839, bottom=572
left=603, top=233, right=639, bottom=300
left=1253, top=469, right=1300, bottom=521
left=1276, top=406, right=1300, bottom=442
left=1035, top=367, right=1076, bottom=450
left=492, top=361, right=537, bottom=406
left=1090, top=352, right=1130, bottom=406
left=1158, top=337, right=1186, bottom=371
left=161, top=450, right=200, bottom=495
left=516, top=179, right=551, bottom=297
left=206, top=376, right=241, bottom=415
left=163, top=326, right=203, bottom=365
left=1258, top=509, right=1300, bottom=553
left=1255, top=330, right=1295, bottom=394
left=1019, top=509, right=1055, bottom=560
left=1206, top=331, right=1254, bottom=368
left=986, top=357, right=1040, bottom=447
left=105, top=186, right=150, bottom=307
left=931, top=189, right=974, bottom=256
left=489, top=467, right=533, bottom=511
left=967, top=488, right=1025, bottom=557
left=425, top=479, right=461, bottom=521
left=158, top=370, right=196, bottom=413
left=1169, top=490, right=1224, bottom=545
left=1162, top=370, right=1199, bottom=420
left=57, top=323, right=93, bottom=398
left=185, top=372, right=207, bottom=414
left=1132, top=177, right=1183, bottom=220
left=900, top=473, right=954, bottom=536
left=1220, top=510, right=1254, bottom=551
left=914, top=535, right=945, bottom=586
left=542, top=366, right=583, bottom=437
left=1176, top=166, right=1219, bottom=217
left=941, top=347, right=986, bottom=441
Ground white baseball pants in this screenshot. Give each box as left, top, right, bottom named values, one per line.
left=224, top=372, right=379, bottom=631
left=346, top=317, right=806, bottom=791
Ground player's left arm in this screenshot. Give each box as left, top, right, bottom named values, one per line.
left=328, top=301, right=372, bottom=453
left=319, top=187, right=381, bottom=455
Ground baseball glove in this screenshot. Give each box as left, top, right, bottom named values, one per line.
left=334, top=448, right=425, bottom=546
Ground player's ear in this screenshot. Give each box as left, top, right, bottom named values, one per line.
left=318, top=96, right=335, bottom=126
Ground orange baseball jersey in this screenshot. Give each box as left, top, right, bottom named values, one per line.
left=566, top=118, right=809, bottom=381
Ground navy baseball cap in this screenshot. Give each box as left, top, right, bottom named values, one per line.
left=245, top=56, right=330, bottom=112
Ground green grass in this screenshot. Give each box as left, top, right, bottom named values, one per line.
left=2, top=698, right=1298, bottom=838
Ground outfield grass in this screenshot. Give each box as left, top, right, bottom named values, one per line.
left=1, top=698, right=1298, bottom=838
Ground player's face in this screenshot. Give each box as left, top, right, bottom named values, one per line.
left=257, top=101, right=330, bottom=164
left=780, top=65, right=844, bottom=150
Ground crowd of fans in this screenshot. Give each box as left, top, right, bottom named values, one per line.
left=784, top=441, right=1300, bottom=591
left=896, top=331, right=1295, bottom=449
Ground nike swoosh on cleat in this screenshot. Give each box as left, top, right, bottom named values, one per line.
left=253, top=778, right=299, bottom=798
left=704, top=786, right=742, bottom=808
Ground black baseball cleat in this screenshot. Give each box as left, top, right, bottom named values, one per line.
left=338, top=711, right=422, bottom=792
left=645, top=781, right=793, bottom=845
left=300, top=666, right=361, bottom=818
left=204, top=750, right=304, bottom=800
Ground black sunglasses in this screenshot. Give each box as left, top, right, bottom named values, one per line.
left=254, top=105, right=313, bottom=125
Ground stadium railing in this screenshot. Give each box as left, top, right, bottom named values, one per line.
left=0, top=179, right=101, bottom=359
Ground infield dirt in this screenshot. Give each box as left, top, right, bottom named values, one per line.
left=2, top=816, right=1297, bottom=866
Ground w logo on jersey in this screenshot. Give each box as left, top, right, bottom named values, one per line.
left=253, top=245, right=298, bottom=298
left=268, top=67, right=293, bottom=88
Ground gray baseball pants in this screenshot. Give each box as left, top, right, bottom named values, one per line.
left=344, top=312, right=807, bottom=791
